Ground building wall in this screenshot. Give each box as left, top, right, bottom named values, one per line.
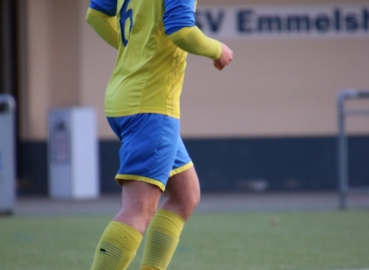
left=17, top=0, right=369, bottom=194
left=19, top=0, right=81, bottom=139
left=20, top=0, right=369, bottom=140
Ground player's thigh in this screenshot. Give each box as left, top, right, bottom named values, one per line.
left=163, top=167, right=200, bottom=220
left=113, top=180, right=162, bottom=233
left=120, top=180, right=162, bottom=215
left=167, top=138, right=200, bottom=203
left=166, top=166, right=200, bottom=202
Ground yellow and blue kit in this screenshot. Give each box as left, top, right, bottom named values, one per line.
left=87, top=0, right=222, bottom=189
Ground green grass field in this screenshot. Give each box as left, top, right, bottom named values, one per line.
left=1, top=210, right=369, bottom=270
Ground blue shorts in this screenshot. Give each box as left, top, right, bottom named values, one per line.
left=107, top=114, right=193, bottom=191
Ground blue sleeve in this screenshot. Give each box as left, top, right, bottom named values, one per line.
left=90, top=0, right=117, bottom=16
left=163, top=0, right=196, bottom=35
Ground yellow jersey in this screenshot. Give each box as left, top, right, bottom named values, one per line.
left=87, top=0, right=221, bottom=119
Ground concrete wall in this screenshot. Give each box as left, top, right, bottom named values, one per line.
left=19, top=0, right=369, bottom=140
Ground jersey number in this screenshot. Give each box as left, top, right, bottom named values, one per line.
left=120, top=0, right=133, bottom=46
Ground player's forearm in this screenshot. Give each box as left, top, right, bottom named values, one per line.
left=168, top=26, right=222, bottom=60
left=86, top=8, right=119, bottom=49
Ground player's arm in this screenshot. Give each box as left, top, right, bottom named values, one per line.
left=169, top=27, right=221, bottom=60
left=164, top=0, right=233, bottom=70
left=86, top=0, right=119, bottom=49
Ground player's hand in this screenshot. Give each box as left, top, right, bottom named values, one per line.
left=213, top=43, right=233, bottom=70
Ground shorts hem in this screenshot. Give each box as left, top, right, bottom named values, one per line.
left=169, top=161, right=194, bottom=177
left=115, top=174, right=165, bottom=191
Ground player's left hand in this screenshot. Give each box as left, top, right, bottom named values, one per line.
left=213, top=43, right=233, bottom=70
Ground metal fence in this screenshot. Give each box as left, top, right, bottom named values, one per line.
left=337, top=89, right=369, bottom=209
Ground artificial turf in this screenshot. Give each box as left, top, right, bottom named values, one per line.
left=1, top=210, right=368, bottom=270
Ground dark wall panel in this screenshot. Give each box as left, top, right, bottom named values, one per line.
left=18, top=141, right=48, bottom=195
left=18, top=136, right=369, bottom=196
left=186, top=138, right=336, bottom=192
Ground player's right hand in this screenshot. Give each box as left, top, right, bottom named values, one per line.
left=213, top=43, right=233, bottom=70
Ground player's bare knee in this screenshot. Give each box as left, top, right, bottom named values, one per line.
left=164, top=193, right=199, bottom=220
left=189, top=188, right=201, bottom=209
left=114, top=202, right=157, bottom=230
left=132, top=201, right=158, bottom=220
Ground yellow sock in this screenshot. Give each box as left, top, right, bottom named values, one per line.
left=140, top=209, right=185, bottom=270
left=91, top=221, right=143, bottom=270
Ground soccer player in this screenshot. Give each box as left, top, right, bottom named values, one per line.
left=86, top=0, right=233, bottom=269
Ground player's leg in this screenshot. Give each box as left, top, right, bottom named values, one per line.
left=91, top=181, right=161, bottom=270
left=140, top=140, right=200, bottom=270
left=113, top=180, right=162, bottom=234
left=161, top=166, right=200, bottom=220
left=91, top=114, right=179, bottom=270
